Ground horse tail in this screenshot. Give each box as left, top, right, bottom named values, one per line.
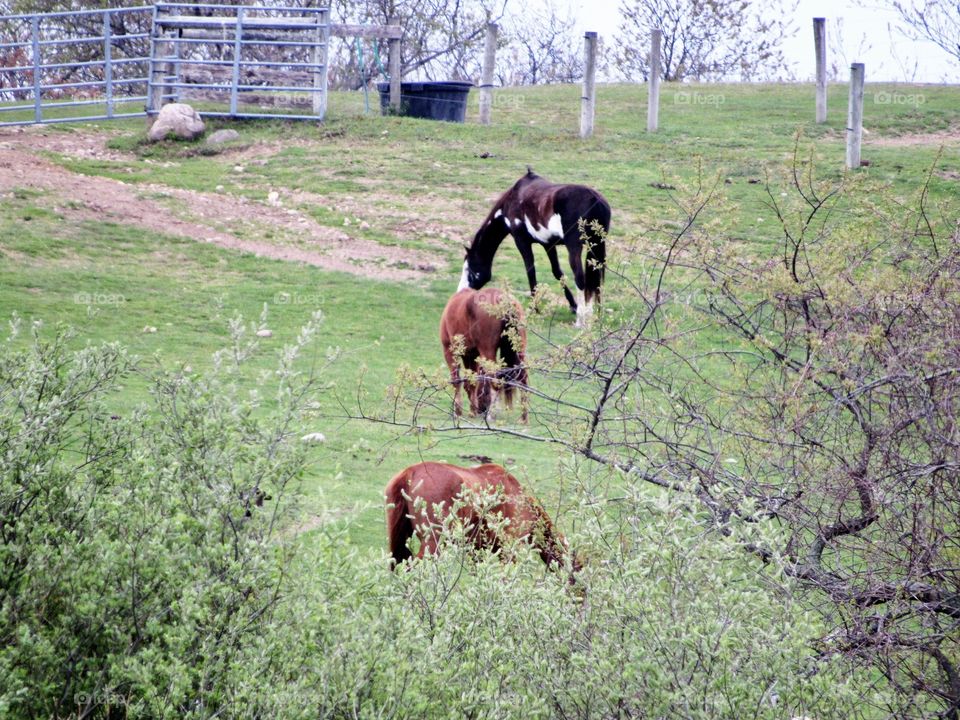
left=584, top=196, right=610, bottom=306
left=385, top=470, right=414, bottom=568
left=497, top=300, right=527, bottom=409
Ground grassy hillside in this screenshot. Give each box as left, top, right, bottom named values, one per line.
left=1, top=80, right=958, bottom=551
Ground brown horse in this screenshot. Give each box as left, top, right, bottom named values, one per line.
left=384, top=461, right=572, bottom=571
left=440, top=287, right=528, bottom=422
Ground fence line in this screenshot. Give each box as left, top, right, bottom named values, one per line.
left=0, top=3, right=402, bottom=126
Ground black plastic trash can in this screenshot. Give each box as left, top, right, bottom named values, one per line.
left=377, top=81, right=473, bottom=122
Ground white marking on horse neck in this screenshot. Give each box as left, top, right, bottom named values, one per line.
left=457, top=259, right=470, bottom=291
left=524, top=213, right=563, bottom=245
left=575, top=291, right=594, bottom=328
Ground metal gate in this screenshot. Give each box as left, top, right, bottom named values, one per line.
left=0, top=6, right=152, bottom=126
left=0, top=3, right=331, bottom=127
left=148, top=3, right=330, bottom=121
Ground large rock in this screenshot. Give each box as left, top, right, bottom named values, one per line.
left=148, top=103, right=205, bottom=142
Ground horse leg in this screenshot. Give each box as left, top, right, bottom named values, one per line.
left=442, top=344, right=463, bottom=417
left=565, top=245, right=591, bottom=328
left=463, top=352, right=481, bottom=416
left=519, top=368, right=529, bottom=425
left=546, top=243, right=577, bottom=314
left=513, top=237, right=539, bottom=297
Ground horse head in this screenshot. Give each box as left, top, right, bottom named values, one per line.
left=468, top=372, right=496, bottom=416
left=461, top=240, right=492, bottom=290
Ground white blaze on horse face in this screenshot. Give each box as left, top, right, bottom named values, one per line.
left=524, top=213, right=563, bottom=245
left=457, top=259, right=470, bottom=291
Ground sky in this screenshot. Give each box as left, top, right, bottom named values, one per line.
left=566, top=0, right=959, bottom=83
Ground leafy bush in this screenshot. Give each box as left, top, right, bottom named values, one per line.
left=233, top=488, right=887, bottom=719
left=0, top=313, right=323, bottom=718
left=0, top=312, right=888, bottom=719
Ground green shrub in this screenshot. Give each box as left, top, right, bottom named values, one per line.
left=0, top=313, right=322, bottom=718
left=230, top=490, right=890, bottom=719
left=0, top=313, right=888, bottom=719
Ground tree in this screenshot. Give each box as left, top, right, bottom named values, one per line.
left=886, top=0, right=960, bottom=70
left=498, top=0, right=583, bottom=86
left=612, top=0, right=797, bottom=81
left=327, top=0, right=507, bottom=87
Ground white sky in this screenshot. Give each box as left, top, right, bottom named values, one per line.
left=566, top=0, right=959, bottom=83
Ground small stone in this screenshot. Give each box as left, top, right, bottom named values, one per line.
left=205, top=128, right=240, bottom=147
left=256, top=328, right=273, bottom=338
left=142, top=326, right=157, bottom=334
left=301, top=432, right=326, bottom=444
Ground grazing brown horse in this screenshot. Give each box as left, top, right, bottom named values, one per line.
left=440, top=287, right=528, bottom=422
left=384, top=461, right=572, bottom=571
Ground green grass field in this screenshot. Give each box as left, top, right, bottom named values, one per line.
left=2, top=80, right=958, bottom=552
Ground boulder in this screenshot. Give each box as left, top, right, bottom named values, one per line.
left=148, top=103, right=205, bottom=142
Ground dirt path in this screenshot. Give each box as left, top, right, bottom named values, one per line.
left=0, top=126, right=447, bottom=282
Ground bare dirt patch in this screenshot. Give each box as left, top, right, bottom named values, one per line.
left=0, top=126, right=447, bottom=282
left=864, top=127, right=960, bottom=147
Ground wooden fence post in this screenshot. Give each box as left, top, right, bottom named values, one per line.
left=846, top=62, right=865, bottom=169
left=479, top=22, right=497, bottom=124
left=580, top=31, right=597, bottom=138
left=814, top=18, right=827, bottom=123
left=388, top=15, right=401, bottom=111
left=647, top=28, right=662, bottom=132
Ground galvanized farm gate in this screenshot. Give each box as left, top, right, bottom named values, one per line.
left=0, top=3, right=332, bottom=127
left=148, top=3, right=330, bottom=121
left=0, top=5, right=152, bottom=125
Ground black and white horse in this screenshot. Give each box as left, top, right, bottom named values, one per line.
left=458, top=169, right=610, bottom=326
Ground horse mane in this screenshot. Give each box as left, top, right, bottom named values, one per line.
left=384, top=469, right=413, bottom=568
left=467, top=168, right=543, bottom=254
